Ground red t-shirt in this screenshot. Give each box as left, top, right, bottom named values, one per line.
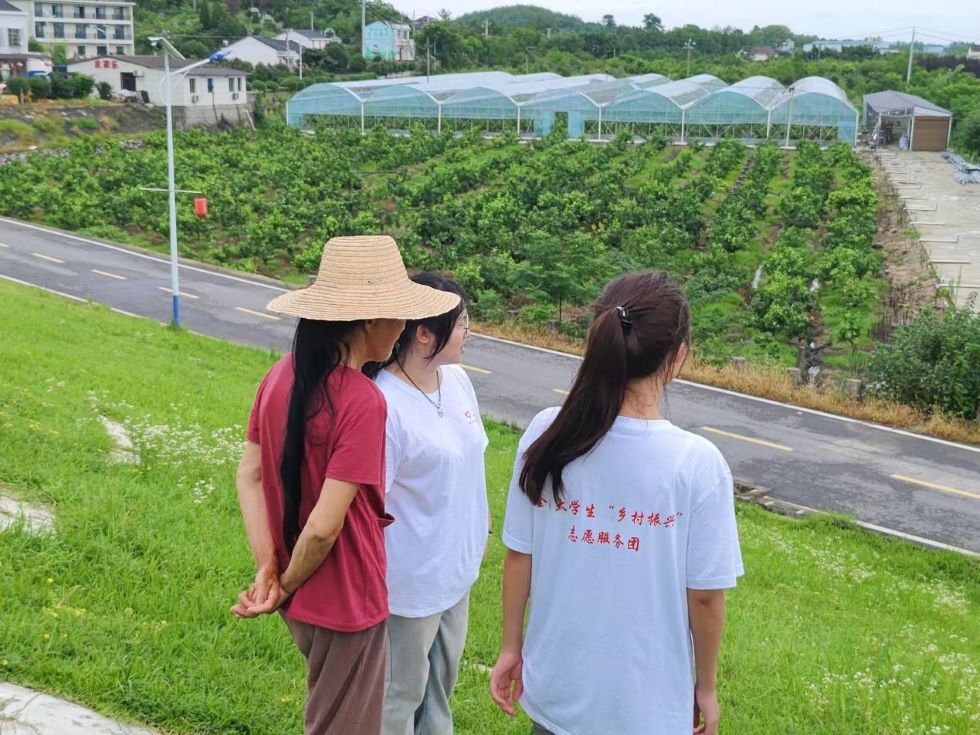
left=246, top=357, right=392, bottom=632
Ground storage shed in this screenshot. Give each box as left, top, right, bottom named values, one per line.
left=863, top=91, right=952, bottom=151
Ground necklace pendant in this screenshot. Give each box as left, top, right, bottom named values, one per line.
left=437, top=408, right=444, bottom=418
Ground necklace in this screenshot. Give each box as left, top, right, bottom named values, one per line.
left=401, top=367, right=443, bottom=418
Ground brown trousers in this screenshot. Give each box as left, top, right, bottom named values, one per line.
left=284, top=616, right=389, bottom=735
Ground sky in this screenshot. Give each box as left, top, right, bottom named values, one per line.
left=397, top=1, right=980, bottom=44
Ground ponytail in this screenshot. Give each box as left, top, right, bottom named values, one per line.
left=519, top=272, right=690, bottom=505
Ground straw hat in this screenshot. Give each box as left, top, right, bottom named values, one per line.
left=267, top=235, right=460, bottom=321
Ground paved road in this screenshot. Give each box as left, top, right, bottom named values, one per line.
left=1, top=216, right=978, bottom=554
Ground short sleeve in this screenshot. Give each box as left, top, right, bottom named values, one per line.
left=324, top=381, right=387, bottom=487
left=686, top=444, right=744, bottom=590
left=502, top=408, right=559, bottom=554
left=245, top=370, right=271, bottom=444
left=383, top=411, right=402, bottom=496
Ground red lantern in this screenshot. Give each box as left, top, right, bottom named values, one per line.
left=194, top=197, right=208, bottom=218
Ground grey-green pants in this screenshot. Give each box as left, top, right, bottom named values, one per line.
left=382, top=593, right=470, bottom=735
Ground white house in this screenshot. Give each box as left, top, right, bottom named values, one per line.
left=66, top=54, right=251, bottom=128
left=749, top=46, right=776, bottom=62
left=9, top=0, right=135, bottom=59
left=274, top=28, right=340, bottom=51
left=967, top=45, right=980, bottom=60
left=221, top=35, right=301, bottom=68
left=0, top=0, right=28, bottom=56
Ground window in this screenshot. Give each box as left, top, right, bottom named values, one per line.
left=35, top=4, right=43, bottom=16
left=237, top=77, right=242, bottom=91
left=206, top=78, right=213, bottom=93
left=188, top=78, right=196, bottom=94
left=51, top=3, right=63, bottom=17
left=75, top=23, right=86, bottom=39
left=73, top=5, right=84, bottom=18
left=115, top=45, right=123, bottom=54
left=96, top=24, right=106, bottom=39
left=228, top=78, right=233, bottom=92
left=112, top=6, right=124, bottom=20
left=113, top=25, right=124, bottom=40
left=95, top=5, right=105, bottom=19
left=97, top=45, right=107, bottom=55
left=8, top=29, right=21, bottom=48
left=77, top=45, right=86, bottom=57
left=53, top=22, right=65, bottom=38
left=35, top=22, right=46, bottom=37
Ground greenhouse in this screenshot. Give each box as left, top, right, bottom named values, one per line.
left=286, top=70, right=859, bottom=145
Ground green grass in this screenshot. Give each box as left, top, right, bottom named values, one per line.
left=0, top=119, right=35, bottom=148
left=1, top=280, right=978, bottom=734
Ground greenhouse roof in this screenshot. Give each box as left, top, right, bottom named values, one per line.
left=791, top=76, right=851, bottom=104
left=723, top=76, right=787, bottom=108
left=684, top=74, right=727, bottom=92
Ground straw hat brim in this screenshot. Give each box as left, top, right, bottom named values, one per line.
left=266, top=280, right=461, bottom=322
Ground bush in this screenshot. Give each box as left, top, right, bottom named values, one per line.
left=5, top=77, right=29, bottom=102
left=97, top=81, right=113, bottom=100
left=71, top=74, right=95, bottom=99
left=28, top=76, right=50, bottom=101
left=866, top=297, right=980, bottom=420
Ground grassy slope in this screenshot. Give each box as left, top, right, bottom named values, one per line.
left=0, top=281, right=977, bottom=734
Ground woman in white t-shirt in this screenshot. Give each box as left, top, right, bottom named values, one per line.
left=365, top=273, right=490, bottom=735
left=489, top=272, right=744, bottom=735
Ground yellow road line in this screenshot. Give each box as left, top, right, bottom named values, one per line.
left=890, top=474, right=979, bottom=501
left=92, top=269, right=126, bottom=281
left=32, top=252, right=64, bottom=264
left=700, top=426, right=793, bottom=452
left=158, top=286, right=199, bottom=300
left=235, top=306, right=280, bottom=321
left=553, top=388, right=569, bottom=396
left=461, top=363, right=492, bottom=375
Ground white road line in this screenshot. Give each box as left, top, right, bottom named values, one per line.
left=553, top=388, right=569, bottom=396
left=158, top=286, right=199, bottom=300
left=461, top=363, right=492, bottom=375
left=0, top=241, right=8, bottom=248
left=92, top=269, right=126, bottom=281
left=0, top=273, right=87, bottom=302
left=235, top=306, right=280, bottom=321
left=472, top=330, right=979, bottom=453
left=32, top=252, right=64, bottom=264
left=0, top=217, right=288, bottom=292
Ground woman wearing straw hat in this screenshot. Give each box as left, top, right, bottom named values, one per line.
left=362, top=273, right=490, bottom=735
left=231, top=236, right=459, bottom=735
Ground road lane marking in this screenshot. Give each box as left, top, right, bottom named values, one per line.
left=158, top=286, right=199, bottom=300
left=890, top=474, right=979, bottom=501
left=553, top=388, right=569, bottom=396
left=235, top=306, right=280, bottom=321
left=0, top=242, right=8, bottom=247
left=461, top=363, right=491, bottom=375
left=1, top=216, right=288, bottom=292
left=700, top=426, right=793, bottom=452
left=92, top=269, right=126, bottom=281
left=32, top=252, right=64, bottom=264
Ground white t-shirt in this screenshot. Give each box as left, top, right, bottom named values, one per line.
left=503, top=407, right=744, bottom=735
left=376, top=365, right=489, bottom=618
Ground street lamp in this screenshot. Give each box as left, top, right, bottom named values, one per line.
left=147, top=36, right=229, bottom=328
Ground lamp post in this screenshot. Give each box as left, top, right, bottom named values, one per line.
left=147, top=36, right=228, bottom=328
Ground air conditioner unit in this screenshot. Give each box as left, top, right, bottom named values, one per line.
left=231, top=92, right=239, bottom=100
left=191, top=94, right=199, bottom=103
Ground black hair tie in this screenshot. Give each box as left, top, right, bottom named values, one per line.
left=615, top=306, right=633, bottom=334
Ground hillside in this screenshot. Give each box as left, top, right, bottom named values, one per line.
left=455, top=4, right=598, bottom=33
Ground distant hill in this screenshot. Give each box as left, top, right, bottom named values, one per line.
left=455, top=4, right=599, bottom=33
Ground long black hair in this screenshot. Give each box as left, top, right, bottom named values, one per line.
left=519, top=271, right=691, bottom=506
left=362, top=273, right=468, bottom=379
left=280, top=317, right=364, bottom=553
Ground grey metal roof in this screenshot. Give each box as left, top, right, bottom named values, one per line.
left=0, top=0, right=23, bottom=12
left=72, top=55, right=247, bottom=77
left=254, top=36, right=303, bottom=54
left=863, top=90, right=950, bottom=117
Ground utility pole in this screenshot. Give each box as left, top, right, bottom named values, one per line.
left=906, top=26, right=916, bottom=85
left=425, top=39, right=431, bottom=81
left=546, top=28, right=551, bottom=40
left=483, top=18, right=489, bottom=39
left=361, top=0, right=367, bottom=60
left=684, top=39, right=695, bottom=77
left=524, top=46, right=529, bottom=74
left=310, top=10, right=314, bottom=31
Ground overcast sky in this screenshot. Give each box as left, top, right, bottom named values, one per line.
left=398, top=1, right=979, bottom=44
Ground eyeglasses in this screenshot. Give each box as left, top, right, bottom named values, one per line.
left=455, top=315, right=470, bottom=335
